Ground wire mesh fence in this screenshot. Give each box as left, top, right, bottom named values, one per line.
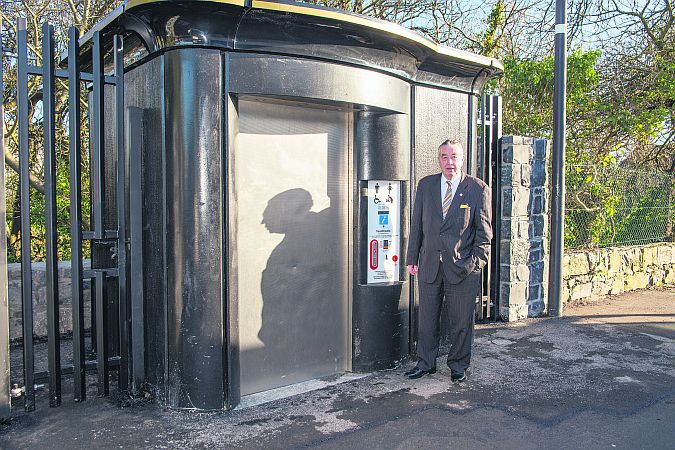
left=565, top=165, right=674, bottom=249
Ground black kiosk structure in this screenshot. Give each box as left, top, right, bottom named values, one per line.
left=86, top=0, right=503, bottom=410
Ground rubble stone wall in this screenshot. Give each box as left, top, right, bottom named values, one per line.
left=562, top=243, right=675, bottom=304
left=8, top=260, right=92, bottom=341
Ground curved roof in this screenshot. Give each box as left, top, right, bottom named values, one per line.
left=82, top=0, right=503, bottom=92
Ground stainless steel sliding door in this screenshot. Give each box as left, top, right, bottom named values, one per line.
left=235, top=99, right=351, bottom=396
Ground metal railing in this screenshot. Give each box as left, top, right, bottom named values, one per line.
left=0, top=19, right=132, bottom=417
left=565, top=164, right=674, bottom=249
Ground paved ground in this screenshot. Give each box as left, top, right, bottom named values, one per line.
left=1, top=287, right=674, bottom=449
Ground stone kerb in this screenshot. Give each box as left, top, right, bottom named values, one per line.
left=499, top=136, right=550, bottom=321
left=562, top=243, right=675, bottom=304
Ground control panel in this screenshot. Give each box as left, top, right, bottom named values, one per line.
left=366, top=180, right=401, bottom=284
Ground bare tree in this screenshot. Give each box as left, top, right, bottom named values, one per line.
left=1, top=0, right=121, bottom=260
left=587, top=0, right=675, bottom=172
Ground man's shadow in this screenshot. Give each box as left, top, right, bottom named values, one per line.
left=250, top=188, right=344, bottom=388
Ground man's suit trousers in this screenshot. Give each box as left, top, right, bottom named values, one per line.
left=416, top=263, right=481, bottom=373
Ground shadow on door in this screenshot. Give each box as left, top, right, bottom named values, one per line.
left=235, top=99, right=350, bottom=395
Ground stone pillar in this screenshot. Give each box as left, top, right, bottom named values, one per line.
left=499, top=136, right=550, bottom=321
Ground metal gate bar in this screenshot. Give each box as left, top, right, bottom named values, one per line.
left=68, top=25, right=86, bottom=403
left=127, top=107, right=145, bottom=395
left=484, top=95, right=503, bottom=320
left=90, top=31, right=105, bottom=240
left=17, top=17, right=35, bottom=412
left=95, top=271, right=108, bottom=395
left=42, top=22, right=62, bottom=408
left=478, top=94, right=489, bottom=320
left=0, top=21, right=11, bottom=421
left=115, top=35, right=129, bottom=392
left=7, top=18, right=127, bottom=413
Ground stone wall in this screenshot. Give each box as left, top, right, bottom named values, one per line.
left=8, top=260, right=91, bottom=341
left=562, top=243, right=675, bottom=304
left=499, top=136, right=550, bottom=321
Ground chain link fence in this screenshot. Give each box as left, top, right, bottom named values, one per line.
left=565, top=165, right=674, bottom=249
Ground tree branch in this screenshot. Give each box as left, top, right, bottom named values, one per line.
left=4, top=147, right=45, bottom=194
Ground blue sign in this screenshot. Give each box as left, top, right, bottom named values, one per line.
left=379, top=214, right=389, bottom=225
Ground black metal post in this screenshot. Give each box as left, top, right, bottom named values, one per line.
left=68, top=25, right=86, bottom=402
left=42, top=22, right=62, bottom=407
left=466, top=95, right=475, bottom=176
left=114, top=35, right=130, bottom=391
left=0, top=20, right=12, bottom=421
left=408, top=84, right=417, bottom=355
left=478, top=94, right=489, bottom=320
left=128, top=107, right=145, bottom=395
left=490, top=96, right=503, bottom=171
left=490, top=95, right=502, bottom=319
left=91, top=31, right=104, bottom=239
left=95, top=271, right=108, bottom=395
left=548, top=0, right=567, bottom=317
left=479, top=94, right=488, bottom=184
left=17, top=17, right=35, bottom=412
left=489, top=96, right=504, bottom=320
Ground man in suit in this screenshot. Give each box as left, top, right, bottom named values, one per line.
left=405, top=139, right=492, bottom=381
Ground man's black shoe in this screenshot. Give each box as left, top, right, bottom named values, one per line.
left=404, top=366, right=436, bottom=376
left=451, top=369, right=468, bottom=383
left=405, top=366, right=436, bottom=379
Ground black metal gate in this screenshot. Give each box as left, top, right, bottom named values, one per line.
left=0, top=18, right=139, bottom=418
left=477, top=93, right=503, bottom=321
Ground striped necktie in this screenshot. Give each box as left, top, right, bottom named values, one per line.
left=442, top=180, right=453, bottom=219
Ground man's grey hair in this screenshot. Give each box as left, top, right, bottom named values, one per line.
left=437, top=139, right=463, bottom=157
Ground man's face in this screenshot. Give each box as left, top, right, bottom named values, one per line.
left=438, top=144, right=464, bottom=180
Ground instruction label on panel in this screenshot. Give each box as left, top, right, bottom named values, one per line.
left=367, top=180, right=401, bottom=284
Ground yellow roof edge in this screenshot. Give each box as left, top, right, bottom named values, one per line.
left=252, top=0, right=503, bottom=72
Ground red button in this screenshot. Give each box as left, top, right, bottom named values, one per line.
left=369, top=240, right=379, bottom=269
left=392, top=255, right=398, bottom=262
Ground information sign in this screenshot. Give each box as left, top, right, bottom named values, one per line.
left=366, top=180, right=401, bottom=284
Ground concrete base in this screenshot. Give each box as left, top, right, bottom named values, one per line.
left=238, top=373, right=368, bottom=409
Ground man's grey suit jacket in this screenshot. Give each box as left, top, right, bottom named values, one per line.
left=406, top=172, right=493, bottom=284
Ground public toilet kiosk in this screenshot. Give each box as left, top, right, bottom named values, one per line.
left=86, top=0, right=503, bottom=410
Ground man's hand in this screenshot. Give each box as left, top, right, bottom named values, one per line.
left=407, top=265, right=419, bottom=276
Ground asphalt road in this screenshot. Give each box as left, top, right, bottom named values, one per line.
left=1, top=287, right=673, bottom=449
